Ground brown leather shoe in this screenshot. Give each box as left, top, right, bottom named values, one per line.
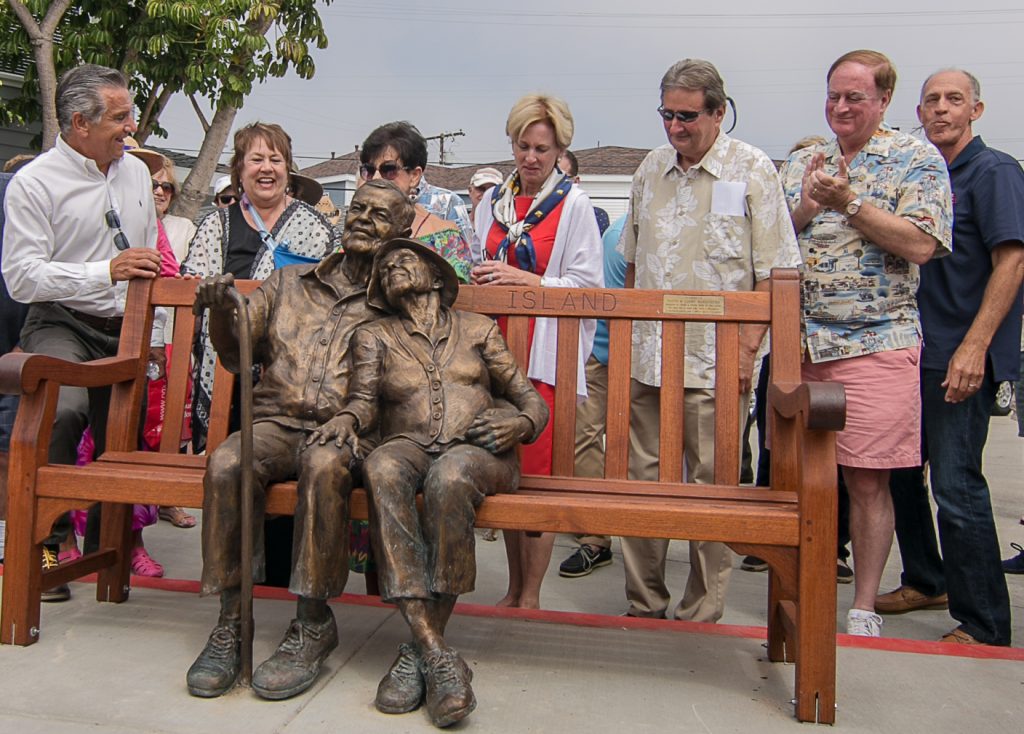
left=940, top=628, right=983, bottom=645
left=874, top=586, right=948, bottom=614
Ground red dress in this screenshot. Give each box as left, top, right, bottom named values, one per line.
left=485, top=196, right=565, bottom=476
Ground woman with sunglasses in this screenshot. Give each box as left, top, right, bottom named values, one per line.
left=357, top=122, right=474, bottom=282
left=471, top=94, right=603, bottom=609
left=182, top=122, right=336, bottom=453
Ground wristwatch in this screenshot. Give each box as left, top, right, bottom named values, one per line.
left=845, top=197, right=863, bottom=217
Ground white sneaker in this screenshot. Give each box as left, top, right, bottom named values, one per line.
left=846, top=609, right=883, bottom=637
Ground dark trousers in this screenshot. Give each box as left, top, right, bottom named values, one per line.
left=890, top=368, right=1011, bottom=645
left=20, top=304, right=119, bottom=546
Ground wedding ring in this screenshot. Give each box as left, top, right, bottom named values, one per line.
left=489, top=273, right=496, bottom=282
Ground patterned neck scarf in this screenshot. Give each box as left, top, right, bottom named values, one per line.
left=490, top=168, right=571, bottom=272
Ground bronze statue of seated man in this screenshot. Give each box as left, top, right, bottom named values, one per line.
left=311, top=238, right=548, bottom=727
left=186, top=180, right=414, bottom=700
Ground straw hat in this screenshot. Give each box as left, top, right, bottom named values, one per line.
left=367, top=238, right=460, bottom=312
left=123, top=136, right=167, bottom=176
left=314, top=194, right=341, bottom=226
left=290, top=172, right=324, bottom=205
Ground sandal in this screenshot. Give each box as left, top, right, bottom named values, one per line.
left=131, top=546, right=165, bottom=577
left=159, top=506, right=197, bottom=528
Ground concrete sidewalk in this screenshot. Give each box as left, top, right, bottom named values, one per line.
left=0, top=413, right=1021, bottom=732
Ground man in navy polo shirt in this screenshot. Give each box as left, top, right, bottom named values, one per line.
left=878, top=69, right=1024, bottom=645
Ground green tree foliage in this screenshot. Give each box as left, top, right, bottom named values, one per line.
left=1, top=0, right=332, bottom=216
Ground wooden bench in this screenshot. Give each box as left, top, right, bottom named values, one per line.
left=0, top=269, right=845, bottom=723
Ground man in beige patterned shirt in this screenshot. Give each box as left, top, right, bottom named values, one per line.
left=618, top=58, right=801, bottom=622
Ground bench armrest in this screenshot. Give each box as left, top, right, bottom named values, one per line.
left=0, top=352, right=140, bottom=396
left=768, top=381, right=846, bottom=431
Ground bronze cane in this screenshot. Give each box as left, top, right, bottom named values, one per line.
left=226, top=288, right=255, bottom=686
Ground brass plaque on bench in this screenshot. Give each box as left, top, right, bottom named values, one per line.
left=662, top=294, right=725, bottom=316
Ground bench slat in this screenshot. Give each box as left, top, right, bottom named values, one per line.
left=658, top=320, right=686, bottom=483
left=713, top=321, right=741, bottom=485
left=603, top=318, right=632, bottom=480
left=552, top=316, right=580, bottom=476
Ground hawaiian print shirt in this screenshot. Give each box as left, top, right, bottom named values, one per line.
left=779, top=125, right=952, bottom=363
left=620, top=135, right=801, bottom=388
left=416, top=176, right=478, bottom=263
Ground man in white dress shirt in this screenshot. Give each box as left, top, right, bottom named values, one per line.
left=1, top=64, right=162, bottom=596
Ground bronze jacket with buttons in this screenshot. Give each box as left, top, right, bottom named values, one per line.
left=341, top=308, right=547, bottom=451
left=212, top=251, right=384, bottom=430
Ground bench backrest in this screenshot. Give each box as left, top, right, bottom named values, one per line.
left=120, top=270, right=802, bottom=488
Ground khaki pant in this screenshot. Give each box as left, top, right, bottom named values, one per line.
left=572, top=356, right=611, bottom=550
left=621, top=381, right=747, bottom=623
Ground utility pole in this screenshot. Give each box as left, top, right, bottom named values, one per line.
left=424, top=129, right=465, bottom=165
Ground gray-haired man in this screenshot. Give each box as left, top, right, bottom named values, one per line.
left=1, top=64, right=162, bottom=598
left=619, top=58, right=801, bottom=622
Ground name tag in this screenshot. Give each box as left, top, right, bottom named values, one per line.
left=711, top=181, right=747, bottom=216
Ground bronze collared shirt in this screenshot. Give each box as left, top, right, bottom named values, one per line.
left=237, top=251, right=384, bottom=429
left=342, top=308, right=548, bottom=451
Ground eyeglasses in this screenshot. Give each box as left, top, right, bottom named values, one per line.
left=152, top=180, right=174, bottom=194
left=358, top=161, right=412, bottom=181
left=657, top=106, right=706, bottom=124
left=826, top=92, right=878, bottom=106
left=216, top=194, right=238, bottom=206
left=104, top=209, right=131, bottom=251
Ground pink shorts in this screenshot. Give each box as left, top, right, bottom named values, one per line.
left=801, top=347, right=921, bottom=469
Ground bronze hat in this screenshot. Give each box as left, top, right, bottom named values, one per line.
left=367, top=238, right=460, bottom=312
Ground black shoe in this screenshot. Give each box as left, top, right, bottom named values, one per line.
left=1003, top=542, right=1024, bottom=574
left=252, top=609, right=338, bottom=700
left=558, top=544, right=613, bottom=578
left=376, top=642, right=425, bottom=714
left=836, top=558, right=854, bottom=584
left=187, top=622, right=241, bottom=697
left=740, top=555, right=768, bottom=572
left=422, top=648, right=475, bottom=728
left=40, top=546, right=71, bottom=603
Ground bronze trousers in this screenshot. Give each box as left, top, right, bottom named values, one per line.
left=362, top=439, right=518, bottom=603
left=200, top=421, right=353, bottom=599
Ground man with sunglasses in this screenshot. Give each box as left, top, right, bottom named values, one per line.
left=1, top=64, right=162, bottom=593
left=212, top=175, right=238, bottom=208
left=618, top=58, right=800, bottom=624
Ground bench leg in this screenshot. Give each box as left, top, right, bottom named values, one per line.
left=793, top=432, right=838, bottom=724
left=766, top=569, right=792, bottom=663
left=95, top=502, right=132, bottom=604
left=0, top=506, right=43, bottom=646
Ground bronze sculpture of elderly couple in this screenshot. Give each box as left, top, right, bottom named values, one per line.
left=186, top=179, right=548, bottom=728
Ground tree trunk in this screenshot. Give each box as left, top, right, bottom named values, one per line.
left=170, top=100, right=238, bottom=221
left=7, top=0, right=73, bottom=151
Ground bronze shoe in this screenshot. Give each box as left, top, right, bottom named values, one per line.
left=375, top=642, right=425, bottom=714
left=422, top=648, right=476, bottom=728
left=252, top=609, right=338, bottom=700
left=874, top=585, right=948, bottom=614
left=186, top=622, right=241, bottom=697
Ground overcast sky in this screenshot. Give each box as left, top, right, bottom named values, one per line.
left=157, top=1, right=1024, bottom=170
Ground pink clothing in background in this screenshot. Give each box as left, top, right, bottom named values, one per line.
left=156, top=219, right=181, bottom=277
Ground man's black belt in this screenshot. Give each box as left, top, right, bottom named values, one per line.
left=61, top=305, right=123, bottom=335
